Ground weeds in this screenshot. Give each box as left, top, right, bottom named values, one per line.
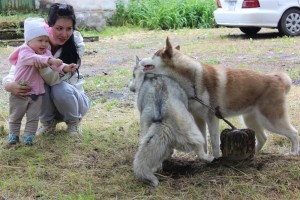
left=110, top=0, right=217, bottom=30
left=0, top=12, right=45, bottom=24
left=0, top=125, right=6, bottom=137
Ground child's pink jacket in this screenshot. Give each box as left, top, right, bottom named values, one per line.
left=8, top=43, right=66, bottom=95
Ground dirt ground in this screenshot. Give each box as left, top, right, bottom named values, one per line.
left=0, top=28, right=300, bottom=198
left=1, top=28, right=299, bottom=131
left=1, top=27, right=300, bottom=94
left=1, top=27, right=299, bottom=128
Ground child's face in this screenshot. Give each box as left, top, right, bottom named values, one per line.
left=27, top=35, right=50, bottom=55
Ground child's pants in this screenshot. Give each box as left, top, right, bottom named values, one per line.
left=9, top=94, right=42, bottom=136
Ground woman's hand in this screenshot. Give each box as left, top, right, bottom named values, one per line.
left=62, top=63, right=77, bottom=73
left=4, top=82, right=31, bottom=99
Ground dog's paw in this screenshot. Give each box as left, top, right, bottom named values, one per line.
left=198, top=155, right=214, bottom=163
left=141, top=176, right=159, bottom=187
left=136, top=173, right=159, bottom=187
left=150, top=178, right=159, bottom=187
left=285, top=151, right=299, bottom=156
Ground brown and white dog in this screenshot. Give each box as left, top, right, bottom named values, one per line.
left=139, top=37, right=299, bottom=158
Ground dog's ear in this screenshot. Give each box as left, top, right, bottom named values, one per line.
left=163, top=37, right=173, bottom=58
left=175, top=45, right=180, bottom=50
left=136, top=56, right=140, bottom=65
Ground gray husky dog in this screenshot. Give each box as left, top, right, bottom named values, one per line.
left=129, top=57, right=211, bottom=187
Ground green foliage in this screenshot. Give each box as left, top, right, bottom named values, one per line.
left=0, top=0, right=35, bottom=15
left=0, top=125, right=6, bottom=137
left=0, top=11, right=46, bottom=24
left=19, top=80, right=30, bottom=86
left=110, top=0, right=217, bottom=30
left=104, top=100, right=119, bottom=111
left=84, top=69, right=130, bottom=93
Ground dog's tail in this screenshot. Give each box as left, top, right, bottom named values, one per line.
left=271, top=72, right=292, bottom=94
left=133, top=123, right=172, bottom=187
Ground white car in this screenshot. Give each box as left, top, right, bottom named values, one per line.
left=213, top=0, right=300, bottom=36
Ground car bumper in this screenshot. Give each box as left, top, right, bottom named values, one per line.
left=214, top=9, right=281, bottom=28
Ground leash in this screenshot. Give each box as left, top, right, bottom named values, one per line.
left=143, top=72, right=236, bottom=129
left=190, top=95, right=237, bottom=130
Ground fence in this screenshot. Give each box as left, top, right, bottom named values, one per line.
left=0, top=0, right=35, bottom=13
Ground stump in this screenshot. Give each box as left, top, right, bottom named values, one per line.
left=220, top=128, right=255, bottom=160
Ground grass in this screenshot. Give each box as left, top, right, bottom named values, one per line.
left=1, top=0, right=217, bottom=31
left=111, top=0, right=216, bottom=29
left=0, top=12, right=46, bottom=24
left=1, top=27, right=300, bottom=199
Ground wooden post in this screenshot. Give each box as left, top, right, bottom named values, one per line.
left=220, top=128, right=255, bottom=160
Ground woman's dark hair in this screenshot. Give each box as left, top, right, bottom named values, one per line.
left=48, top=3, right=80, bottom=66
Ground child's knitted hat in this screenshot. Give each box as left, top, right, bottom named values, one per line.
left=24, top=18, right=50, bottom=43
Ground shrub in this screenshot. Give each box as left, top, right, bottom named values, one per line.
left=110, top=0, right=217, bottom=30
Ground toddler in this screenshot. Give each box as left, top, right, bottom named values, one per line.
left=7, top=18, right=77, bottom=145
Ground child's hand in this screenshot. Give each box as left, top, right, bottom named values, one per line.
left=48, top=58, right=63, bottom=67
left=62, top=63, right=77, bottom=73
left=33, top=59, right=48, bottom=69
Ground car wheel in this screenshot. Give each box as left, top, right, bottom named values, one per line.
left=278, top=8, right=300, bottom=36
left=239, top=27, right=261, bottom=35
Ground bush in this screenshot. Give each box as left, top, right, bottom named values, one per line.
left=110, top=0, right=217, bottom=30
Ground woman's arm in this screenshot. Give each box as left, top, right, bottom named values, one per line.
left=39, top=63, right=73, bottom=86
left=2, top=65, right=15, bottom=86
left=73, top=30, right=85, bottom=58
left=2, top=65, right=31, bottom=98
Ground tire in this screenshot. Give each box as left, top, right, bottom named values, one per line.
left=278, top=8, right=300, bottom=36
left=239, top=27, right=261, bottom=35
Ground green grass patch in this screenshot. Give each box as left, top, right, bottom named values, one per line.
left=84, top=69, right=131, bottom=93
left=111, top=0, right=217, bottom=30
left=0, top=12, right=46, bottom=23
left=81, top=25, right=144, bottom=37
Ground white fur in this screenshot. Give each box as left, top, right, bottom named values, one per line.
left=130, top=58, right=212, bottom=186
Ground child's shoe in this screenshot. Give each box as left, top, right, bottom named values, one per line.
left=8, top=134, right=20, bottom=145
left=23, top=135, right=34, bottom=146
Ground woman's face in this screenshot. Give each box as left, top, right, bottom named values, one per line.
left=50, top=18, right=73, bottom=46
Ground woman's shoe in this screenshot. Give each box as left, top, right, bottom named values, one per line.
left=67, top=122, right=82, bottom=135
left=36, top=119, right=58, bottom=135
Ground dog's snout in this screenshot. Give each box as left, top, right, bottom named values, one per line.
left=128, top=81, right=136, bottom=92
left=130, top=87, right=136, bottom=92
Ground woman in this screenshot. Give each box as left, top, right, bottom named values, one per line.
left=2, top=3, right=90, bottom=135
